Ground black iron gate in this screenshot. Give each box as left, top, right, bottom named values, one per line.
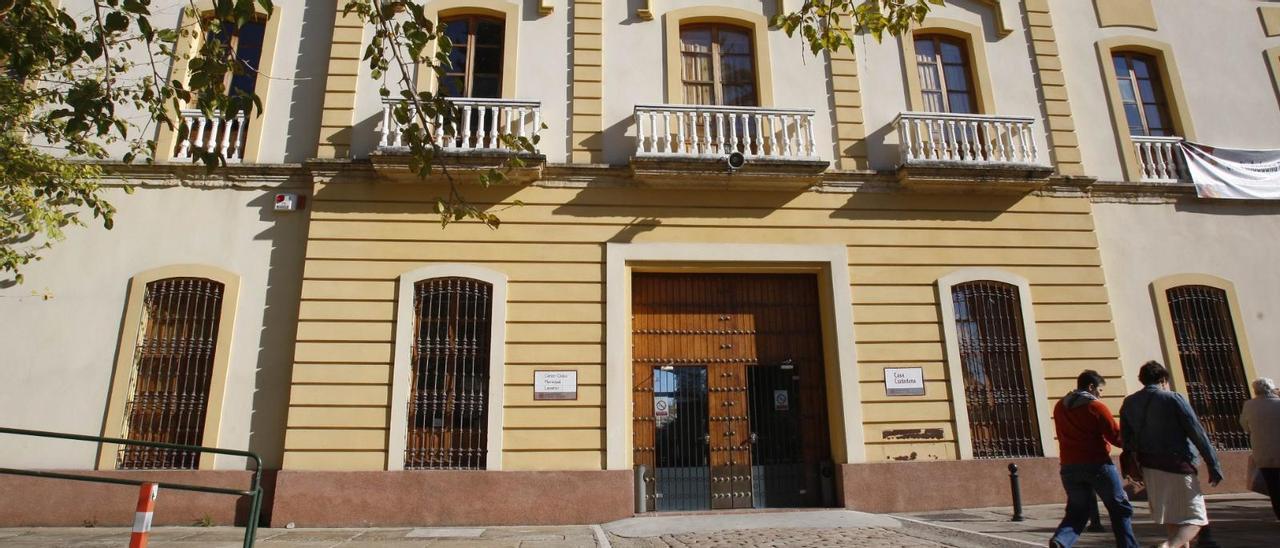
left=651, top=365, right=710, bottom=511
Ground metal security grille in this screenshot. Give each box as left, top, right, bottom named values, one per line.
left=952, top=281, right=1043, bottom=459
left=406, top=277, right=492, bottom=470
left=1166, top=285, right=1251, bottom=451
left=118, top=278, right=224, bottom=470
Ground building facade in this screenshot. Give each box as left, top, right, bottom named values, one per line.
left=3, top=0, right=1280, bottom=527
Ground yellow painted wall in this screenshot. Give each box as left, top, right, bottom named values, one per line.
left=283, top=179, right=1121, bottom=470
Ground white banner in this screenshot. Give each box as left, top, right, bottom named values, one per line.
left=1179, top=141, right=1280, bottom=199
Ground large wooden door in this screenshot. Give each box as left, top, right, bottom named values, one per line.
left=632, top=273, right=830, bottom=511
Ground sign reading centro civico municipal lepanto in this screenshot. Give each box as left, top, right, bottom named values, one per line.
left=884, top=367, right=926, bottom=396
left=533, top=370, right=578, bottom=401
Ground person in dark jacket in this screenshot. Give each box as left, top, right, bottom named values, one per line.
left=1049, top=370, right=1138, bottom=548
left=1120, top=361, right=1223, bottom=548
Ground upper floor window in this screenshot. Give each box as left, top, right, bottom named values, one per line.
left=118, top=277, right=226, bottom=469
left=915, top=35, right=976, bottom=114
left=440, top=15, right=505, bottom=98
left=208, top=18, right=267, bottom=97
left=1112, top=52, right=1173, bottom=136
left=680, top=24, right=757, bottom=106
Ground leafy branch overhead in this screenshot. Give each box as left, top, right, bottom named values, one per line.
left=773, top=0, right=943, bottom=54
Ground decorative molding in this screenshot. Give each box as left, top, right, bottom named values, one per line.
left=935, top=268, right=1056, bottom=460
left=388, top=264, right=509, bottom=471
left=539, top=1, right=553, bottom=16
left=1024, top=0, right=1085, bottom=176
left=1263, top=7, right=1280, bottom=37
left=605, top=243, right=865, bottom=469
left=1093, top=0, right=1158, bottom=31
left=636, top=0, right=652, bottom=21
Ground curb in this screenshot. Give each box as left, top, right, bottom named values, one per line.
left=892, top=515, right=1041, bottom=548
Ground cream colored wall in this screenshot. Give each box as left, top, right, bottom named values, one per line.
left=0, top=182, right=309, bottom=469
left=858, top=0, right=1051, bottom=170
left=284, top=180, right=1121, bottom=469
left=1092, top=200, right=1280, bottom=389
left=602, top=1, right=835, bottom=166
left=346, top=0, right=570, bottom=161
left=1051, top=0, right=1280, bottom=181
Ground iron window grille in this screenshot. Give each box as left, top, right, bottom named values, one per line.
left=952, top=281, right=1043, bottom=459
left=405, top=277, right=492, bottom=470
left=1166, top=285, right=1251, bottom=451
left=118, top=277, right=225, bottom=470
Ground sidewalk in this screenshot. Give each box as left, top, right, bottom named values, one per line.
left=898, top=493, right=1278, bottom=547
left=0, top=495, right=1273, bottom=547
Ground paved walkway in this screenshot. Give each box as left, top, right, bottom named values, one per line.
left=899, top=493, right=1278, bottom=547
left=0, top=494, right=1274, bottom=547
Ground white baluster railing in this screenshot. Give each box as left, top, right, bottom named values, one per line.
left=896, top=112, right=1043, bottom=168
left=1132, top=135, right=1187, bottom=183
left=633, top=104, right=819, bottom=160
left=173, top=109, right=247, bottom=162
left=379, top=97, right=542, bottom=152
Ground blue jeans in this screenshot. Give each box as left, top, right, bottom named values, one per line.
left=1051, top=463, right=1138, bottom=548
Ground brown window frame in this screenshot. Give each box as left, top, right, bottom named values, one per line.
left=117, top=277, right=225, bottom=470
left=914, top=34, right=978, bottom=114
left=1165, top=285, right=1251, bottom=451
left=201, top=17, right=268, bottom=98
left=439, top=15, right=505, bottom=99
left=1112, top=51, right=1174, bottom=137
left=679, top=23, right=759, bottom=106
left=405, top=277, right=493, bottom=470
left=951, top=280, right=1043, bottom=460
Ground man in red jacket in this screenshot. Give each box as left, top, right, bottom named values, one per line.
left=1050, top=370, right=1139, bottom=548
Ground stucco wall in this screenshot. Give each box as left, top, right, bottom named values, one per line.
left=1093, top=199, right=1280, bottom=389
left=0, top=182, right=309, bottom=469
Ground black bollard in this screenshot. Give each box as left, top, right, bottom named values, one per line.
left=1009, top=463, right=1025, bottom=522
left=1087, top=497, right=1104, bottom=532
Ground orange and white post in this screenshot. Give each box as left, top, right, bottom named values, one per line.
left=129, top=482, right=159, bottom=548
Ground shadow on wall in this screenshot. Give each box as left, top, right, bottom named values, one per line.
left=829, top=191, right=1020, bottom=222
left=245, top=189, right=310, bottom=476
left=1172, top=196, right=1280, bottom=217
left=550, top=187, right=803, bottom=221
left=348, top=113, right=385, bottom=160
left=283, top=0, right=337, bottom=162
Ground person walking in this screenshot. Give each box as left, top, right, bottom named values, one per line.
left=1240, top=377, right=1280, bottom=520
left=1120, top=361, right=1224, bottom=548
left=1049, top=370, right=1139, bottom=548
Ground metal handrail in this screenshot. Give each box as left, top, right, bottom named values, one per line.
left=0, top=426, right=263, bottom=547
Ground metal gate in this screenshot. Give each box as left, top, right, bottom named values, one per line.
left=632, top=273, right=830, bottom=511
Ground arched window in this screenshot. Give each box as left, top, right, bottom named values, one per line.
left=404, top=277, right=494, bottom=469
left=679, top=24, right=757, bottom=106
left=950, top=280, right=1043, bottom=459
left=1165, top=285, right=1251, bottom=450
left=914, top=34, right=976, bottom=114
left=118, top=277, right=226, bottom=469
left=439, top=15, right=505, bottom=98
left=1112, top=52, right=1173, bottom=137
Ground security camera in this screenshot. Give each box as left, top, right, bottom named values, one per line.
left=726, top=151, right=746, bottom=171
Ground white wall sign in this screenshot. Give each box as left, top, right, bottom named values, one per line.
left=884, top=367, right=925, bottom=396
left=534, top=370, right=578, bottom=401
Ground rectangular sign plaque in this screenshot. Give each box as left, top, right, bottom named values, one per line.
left=884, top=367, right=926, bottom=396
left=533, top=370, right=578, bottom=401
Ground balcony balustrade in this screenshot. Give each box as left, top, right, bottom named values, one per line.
left=173, top=109, right=247, bottom=162
left=634, top=104, right=818, bottom=161
left=1132, top=135, right=1187, bottom=183
left=897, top=112, right=1042, bottom=168
left=379, top=97, right=541, bottom=153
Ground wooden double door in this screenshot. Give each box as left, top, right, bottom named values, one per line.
left=632, top=273, right=831, bottom=511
